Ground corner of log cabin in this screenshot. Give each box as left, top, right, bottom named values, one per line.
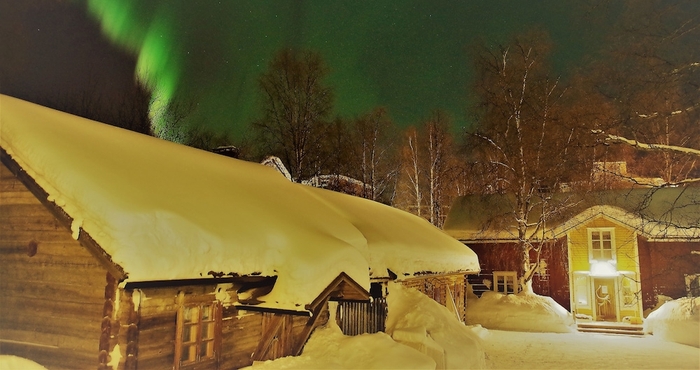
left=0, top=158, right=115, bottom=369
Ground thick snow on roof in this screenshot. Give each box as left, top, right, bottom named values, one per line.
left=0, top=94, right=477, bottom=309
left=311, top=188, right=479, bottom=278
left=444, top=189, right=700, bottom=242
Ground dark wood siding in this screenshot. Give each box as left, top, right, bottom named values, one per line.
left=220, top=309, right=262, bottom=369
left=336, top=299, right=387, bottom=335
left=0, top=163, right=107, bottom=369
left=637, top=237, right=700, bottom=311
left=465, top=239, right=570, bottom=311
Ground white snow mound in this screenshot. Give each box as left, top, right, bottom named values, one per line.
left=0, top=355, right=48, bottom=370
left=644, top=296, right=700, bottom=348
left=386, top=283, right=486, bottom=369
left=466, top=291, right=577, bottom=333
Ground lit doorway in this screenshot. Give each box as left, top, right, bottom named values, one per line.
left=593, top=278, right=617, bottom=322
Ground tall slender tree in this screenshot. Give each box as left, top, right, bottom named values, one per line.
left=469, top=30, right=590, bottom=291
left=253, top=48, right=333, bottom=182
left=351, top=107, right=398, bottom=202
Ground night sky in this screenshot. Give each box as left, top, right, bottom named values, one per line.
left=1, top=0, right=616, bottom=139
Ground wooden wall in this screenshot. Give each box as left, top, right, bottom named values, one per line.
left=0, top=163, right=108, bottom=369
left=637, top=237, right=700, bottom=312
left=466, top=239, right=571, bottom=311
left=121, top=284, right=327, bottom=369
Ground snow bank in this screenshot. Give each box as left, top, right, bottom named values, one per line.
left=0, top=355, right=48, bottom=370
left=644, top=296, right=700, bottom=347
left=466, top=291, right=577, bottom=333
left=244, top=303, right=435, bottom=369
left=386, top=283, right=486, bottom=369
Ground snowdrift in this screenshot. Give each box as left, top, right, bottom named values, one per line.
left=644, top=296, right=700, bottom=348
left=465, top=291, right=577, bottom=333
left=244, top=302, right=436, bottom=369
left=0, top=355, right=48, bottom=370
left=246, top=285, right=488, bottom=369
left=386, top=283, right=486, bottom=369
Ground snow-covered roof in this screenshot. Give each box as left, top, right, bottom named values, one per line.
left=0, top=94, right=478, bottom=310
left=444, top=189, right=700, bottom=242
left=311, top=188, right=479, bottom=279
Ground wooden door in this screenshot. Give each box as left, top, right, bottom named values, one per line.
left=593, top=278, right=617, bottom=322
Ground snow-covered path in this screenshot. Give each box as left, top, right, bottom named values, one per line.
left=483, top=330, right=700, bottom=369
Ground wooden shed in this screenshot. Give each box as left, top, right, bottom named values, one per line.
left=444, top=189, right=700, bottom=322
left=0, top=94, right=375, bottom=369
left=0, top=94, right=480, bottom=369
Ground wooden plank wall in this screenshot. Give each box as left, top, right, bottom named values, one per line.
left=0, top=164, right=107, bottom=369
left=220, top=309, right=262, bottom=369
left=637, top=237, right=700, bottom=311
left=336, top=299, right=387, bottom=335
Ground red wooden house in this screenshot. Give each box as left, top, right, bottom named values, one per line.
left=444, top=189, right=700, bottom=322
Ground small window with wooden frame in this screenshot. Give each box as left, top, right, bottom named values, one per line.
left=493, top=271, right=517, bottom=294
left=588, top=228, right=616, bottom=262
left=175, top=292, right=221, bottom=369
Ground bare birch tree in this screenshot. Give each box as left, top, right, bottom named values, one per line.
left=399, top=126, right=424, bottom=217
left=351, top=107, right=398, bottom=202
left=469, top=30, right=591, bottom=291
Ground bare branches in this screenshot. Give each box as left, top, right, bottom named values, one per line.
left=253, top=49, right=333, bottom=182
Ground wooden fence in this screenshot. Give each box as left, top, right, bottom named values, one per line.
left=336, top=299, right=387, bottom=336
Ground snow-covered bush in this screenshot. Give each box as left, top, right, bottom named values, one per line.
left=644, top=296, right=699, bottom=348
left=465, top=291, right=577, bottom=333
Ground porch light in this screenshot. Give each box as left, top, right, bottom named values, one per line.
left=590, top=261, right=618, bottom=277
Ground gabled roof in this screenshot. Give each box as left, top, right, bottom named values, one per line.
left=0, top=94, right=478, bottom=311
left=443, top=188, right=700, bottom=242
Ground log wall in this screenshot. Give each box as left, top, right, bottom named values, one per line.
left=0, top=163, right=107, bottom=369
left=121, top=284, right=323, bottom=369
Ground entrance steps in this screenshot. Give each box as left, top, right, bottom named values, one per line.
left=577, top=321, right=645, bottom=336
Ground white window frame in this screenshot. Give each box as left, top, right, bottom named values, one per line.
left=573, top=271, right=591, bottom=309
left=619, top=272, right=639, bottom=308
left=493, top=271, right=518, bottom=294
left=588, top=228, right=616, bottom=262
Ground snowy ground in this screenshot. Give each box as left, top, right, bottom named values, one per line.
left=483, top=330, right=699, bottom=369
left=247, top=287, right=699, bottom=369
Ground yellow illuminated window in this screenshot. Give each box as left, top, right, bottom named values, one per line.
left=589, top=228, right=615, bottom=261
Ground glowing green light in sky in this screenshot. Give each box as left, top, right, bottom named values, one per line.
left=79, top=0, right=612, bottom=140
left=85, top=0, right=181, bottom=139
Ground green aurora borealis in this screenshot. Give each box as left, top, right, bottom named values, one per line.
left=79, top=0, right=613, bottom=138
